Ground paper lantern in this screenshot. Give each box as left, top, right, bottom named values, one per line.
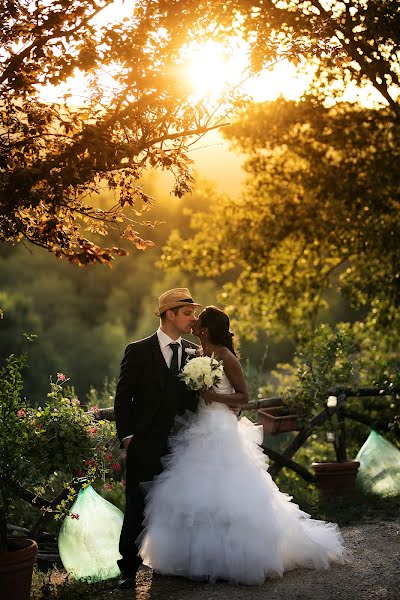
left=58, top=485, right=123, bottom=581
left=356, top=429, right=400, bottom=497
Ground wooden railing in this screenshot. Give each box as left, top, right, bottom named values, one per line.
left=94, top=387, right=398, bottom=483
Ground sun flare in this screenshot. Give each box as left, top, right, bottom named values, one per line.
left=183, top=40, right=247, bottom=100
left=182, top=39, right=307, bottom=103
left=39, top=0, right=308, bottom=107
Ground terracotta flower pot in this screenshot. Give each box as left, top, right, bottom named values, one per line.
left=312, top=460, right=360, bottom=496
left=257, top=407, right=300, bottom=435
left=0, top=538, right=38, bottom=600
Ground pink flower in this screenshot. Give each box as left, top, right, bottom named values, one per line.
left=71, top=397, right=80, bottom=405
left=70, top=512, right=80, bottom=520
left=112, top=463, right=121, bottom=472
left=17, top=409, right=25, bottom=417
left=88, top=427, right=97, bottom=435
left=89, top=405, right=99, bottom=413
left=105, top=452, right=113, bottom=463
left=57, top=373, right=68, bottom=382
left=103, top=483, right=114, bottom=491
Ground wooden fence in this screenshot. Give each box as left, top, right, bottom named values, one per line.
left=93, top=386, right=399, bottom=484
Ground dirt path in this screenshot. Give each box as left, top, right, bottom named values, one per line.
left=99, top=521, right=400, bottom=600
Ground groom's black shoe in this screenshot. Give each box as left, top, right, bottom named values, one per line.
left=117, top=570, right=138, bottom=589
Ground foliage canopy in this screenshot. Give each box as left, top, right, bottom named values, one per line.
left=161, top=99, right=400, bottom=336
left=1, top=1, right=241, bottom=264
left=2, top=0, right=399, bottom=264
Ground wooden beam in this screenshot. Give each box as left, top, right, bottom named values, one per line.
left=329, top=387, right=400, bottom=398
left=92, top=407, right=115, bottom=421
left=91, top=388, right=399, bottom=421
left=243, top=397, right=283, bottom=410
left=7, top=524, right=55, bottom=542
left=28, top=484, right=73, bottom=541
left=262, top=445, right=316, bottom=483
left=37, top=552, right=61, bottom=563
left=335, top=402, right=348, bottom=462
left=269, top=407, right=335, bottom=478
left=342, top=408, right=393, bottom=432
left=5, top=480, right=51, bottom=511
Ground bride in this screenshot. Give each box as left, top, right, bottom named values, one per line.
left=138, top=306, right=347, bottom=585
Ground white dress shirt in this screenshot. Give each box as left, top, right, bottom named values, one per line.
left=156, top=327, right=183, bottom=369
left=122, top=328, right=183, bottom=445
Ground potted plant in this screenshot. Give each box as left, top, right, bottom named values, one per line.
left=280, top=325, right=362, bottom=495
left=0, top=354, right=38, bottom=600
left=257, top=403, right=300, bottom=435
left=256, top=365, right=301, bottom=435
left=0, top=355, right=119, bottom=600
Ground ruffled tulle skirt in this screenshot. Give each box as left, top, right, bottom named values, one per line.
left=138, top=401, right=347, bottom=585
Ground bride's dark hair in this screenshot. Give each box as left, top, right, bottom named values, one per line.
left=199, top=306, right=238, bottom=356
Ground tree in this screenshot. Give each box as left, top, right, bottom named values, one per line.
left=232, top=0, right=400, bottom=118
left=0, top=0, right=246, bottom=265
left=160, top=98, right=400, bottom=338
left=2, top=1, right=399, bottom=265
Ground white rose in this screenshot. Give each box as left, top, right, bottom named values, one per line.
left=203, top=374, right=213, bottom=388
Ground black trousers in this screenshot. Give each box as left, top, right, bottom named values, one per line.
left=117, top=435, right=168, bottom=575
left=117, top=481, right=146, bottom=574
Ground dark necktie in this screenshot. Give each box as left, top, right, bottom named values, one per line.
left=169, top=342, right=180, bottom=376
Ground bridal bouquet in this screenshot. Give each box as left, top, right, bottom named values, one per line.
left=179, top=354, right=223, bottom=391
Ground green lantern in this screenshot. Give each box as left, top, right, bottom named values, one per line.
left=58, top=485, right=123, bottom=581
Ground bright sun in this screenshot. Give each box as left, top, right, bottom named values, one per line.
left=183, top=40, right=246, bottom=100
left=182, top=39, right=307, bottom=103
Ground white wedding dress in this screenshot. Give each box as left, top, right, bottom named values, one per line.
left=138, top=373, right=347, bottom=585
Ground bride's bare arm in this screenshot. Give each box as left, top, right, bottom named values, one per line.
left=202, top=350, right=249, bottom=408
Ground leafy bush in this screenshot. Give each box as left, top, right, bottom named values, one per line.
left=0, top=356, right=122, bottom=550
left=257, top=322, right=399, bottom=464
left=86, top=377, right=116, bottom=409
left=0, top=354, right=33, bottom=550
left=282, top=323, right=361, bottom=421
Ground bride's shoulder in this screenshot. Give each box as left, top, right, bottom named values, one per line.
left=219, top=346, right=240, bottom=366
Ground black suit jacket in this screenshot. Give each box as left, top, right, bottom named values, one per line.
left=114, top=333, right=199, bottom=445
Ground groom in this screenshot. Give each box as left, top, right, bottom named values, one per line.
left=114, top=287, right=202, bottom=589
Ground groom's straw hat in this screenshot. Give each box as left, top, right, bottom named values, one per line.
left=154, top=288, right=202, bottom=316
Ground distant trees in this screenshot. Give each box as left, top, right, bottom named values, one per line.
left=0, top=185, right=219, bottom=404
